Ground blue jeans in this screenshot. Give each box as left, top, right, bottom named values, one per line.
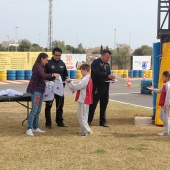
left=27, top=92, right=44, bottom=130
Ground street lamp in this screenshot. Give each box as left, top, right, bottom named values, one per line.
left=15, top=27, right=19, bottom=51
left=114, top=29, right=116, bottom=50
left=38, top=34, right=40, bottom=46
left=129, top=33, right=131, bottom=49
left=7, top=36, right=9, bottom=51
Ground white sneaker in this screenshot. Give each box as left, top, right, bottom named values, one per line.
left=26, top=129, right=34, bottom=136
left=158, top=132, right=168, bottom=136
left=32, top=128, right=45, bottom=133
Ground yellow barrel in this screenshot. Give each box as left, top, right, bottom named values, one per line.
left=112, top=70, right=118, bottom=74
left=143, top=70, right=149, bottom=78
left=0, top=71, right=7, bottom=80
left=117, top=70, right=123, bottom=77
left=76, top=70, right=82, bottom=79
left=148, top=70, right=153, bottom=78
left=123, top=70, right=128, bottom=78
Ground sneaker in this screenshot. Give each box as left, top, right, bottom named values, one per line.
left=158, top=132, right=168, bottom=136
left=89, top=130, right=93, bottom=135
left=26, top=129, right=34, bottom=136
left=81, top=133, right=88, bottom=136
left=32, top=128, right=45, bottom=133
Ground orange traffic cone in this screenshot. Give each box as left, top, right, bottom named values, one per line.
left=143, top=74, right=146, bottom=80
left=126, top=76, right=132, bottom=87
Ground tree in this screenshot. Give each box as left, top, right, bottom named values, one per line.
left=30, top=44, right=43, bottom=52
left=52, top=40, right=68, bottom=53
left=100, top=45, right=103, bottom=54
left=133, top=45, right=152, bottom=56
left=75, top=43, right=85, bottom=54
left=0, top=44, right=6, bottom=51
left=18, top=39, right=32, bottom=51
left=111, top=44, right=131, bottom=69
left=106, top=45, right=109, bottom=50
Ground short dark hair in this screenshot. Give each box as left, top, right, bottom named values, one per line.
left=102, top=49, right=112, bottom=55
left=52, top=47, right=62, bottom=54
left=162, top=71, right=170, bottom=78
left=80, top=63, right=90, bottom=72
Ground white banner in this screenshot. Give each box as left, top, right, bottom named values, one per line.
left=61, top=54, right=86, bottom=70
left=132, top=56, right=151, bottom=70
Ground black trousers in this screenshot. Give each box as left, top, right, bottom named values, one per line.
left=88, top=83, right=109, bottom=124
left=45, top=94, right=64, bottom=126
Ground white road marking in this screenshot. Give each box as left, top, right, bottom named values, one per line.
left=109, top=92, right=140, bottom=95
left=109, top=99, right=152, bottom=109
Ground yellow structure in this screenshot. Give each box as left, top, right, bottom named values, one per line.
left=76, top=70, right=82, bottom=79
left=0, top=52, right=52, bottom=71
left=0, top=71, right=7, bottom=80
left=155, top=43, right=170, bottom=125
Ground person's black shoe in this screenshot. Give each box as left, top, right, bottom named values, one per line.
left=57, top=122, right=67, bottom=127
left=99, top=123, right=109, bottom=127
left=46, top=126, right=52, bottom=129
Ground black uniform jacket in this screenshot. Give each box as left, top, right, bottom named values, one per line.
left=45, top=57, right=68, bottom=81
left=91, top=58, right=111, bottom=85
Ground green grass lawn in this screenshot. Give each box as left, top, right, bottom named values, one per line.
left=0, top=97, right=169, bottom=170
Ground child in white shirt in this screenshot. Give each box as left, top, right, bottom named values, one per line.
left=66, top=64, right=93, bottom=136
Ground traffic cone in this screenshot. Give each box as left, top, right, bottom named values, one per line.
left=143, top=74, right=146, bottom=80
left=126, top=76, right=132, bottom=87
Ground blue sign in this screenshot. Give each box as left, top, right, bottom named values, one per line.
left=142, top=62, right=147, bottom=69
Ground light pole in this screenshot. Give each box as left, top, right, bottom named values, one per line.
left=7, top=36, right=9, bottom=51
left=38, top=34, right=40, bottom=46
left=114, top=29, right=116, bottom=50
left=129, top=33, right=131, bottom=49
left=15, top=27, right=19, bottom=51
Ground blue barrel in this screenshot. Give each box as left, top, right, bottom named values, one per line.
left=70, top=70, right=76, bottom=79
left=141, top=80, right=152, bottom=94
left=16, top=70, right=25, bottom=80
left=133, top=70, right=139, bottom=78
left=25, top=70, right=32, bottom=80
left=128, top=70, right=133, bottom=78
left=67, top=70, right=70, bottom=78
left=7, top=70, right=16, bottom=80
left=152, top=42, right=161, bottom=121
left=139, top=70, right=143, bottom=78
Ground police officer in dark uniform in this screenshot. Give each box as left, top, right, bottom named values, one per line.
left=45, top=47, right=68, bottom=128
left=88, top=49, right=114, bottom=127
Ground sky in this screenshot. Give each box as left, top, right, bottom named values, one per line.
left=0, top=0, right=158, bottom=50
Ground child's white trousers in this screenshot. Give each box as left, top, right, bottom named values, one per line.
left=77, top=103, right=91, bottom=134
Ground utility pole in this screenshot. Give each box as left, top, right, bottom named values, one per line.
left=15, top=27, right=19, bottom=51
left=48, top=0, right=53, bottom=51
left=7, top=35, right=9, bottom=51
left=114, top=29, right=116, bottom=50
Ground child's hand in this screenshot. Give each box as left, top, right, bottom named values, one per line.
left=65, top=77, right=71, bottom=82
left=164, top=106, right=169, bottom=113
left=147, top=86, right=153, bottom=91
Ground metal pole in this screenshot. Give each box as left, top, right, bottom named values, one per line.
left=129, top=33, right=131, bottom=49
left=38, top=34, right=40, bottom=46
left=114, top=29, right=116, bottom=50
left=7, top=36, right=9, bottom=51
left=15, top=27, right=18, bottom=51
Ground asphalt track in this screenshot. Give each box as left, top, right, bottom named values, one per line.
left=0, top=79, right=153, bottom=109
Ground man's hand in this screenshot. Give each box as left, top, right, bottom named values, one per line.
left=53, top=73, right=60, bottom=78
left=108, top=75, right=115, bottom=81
